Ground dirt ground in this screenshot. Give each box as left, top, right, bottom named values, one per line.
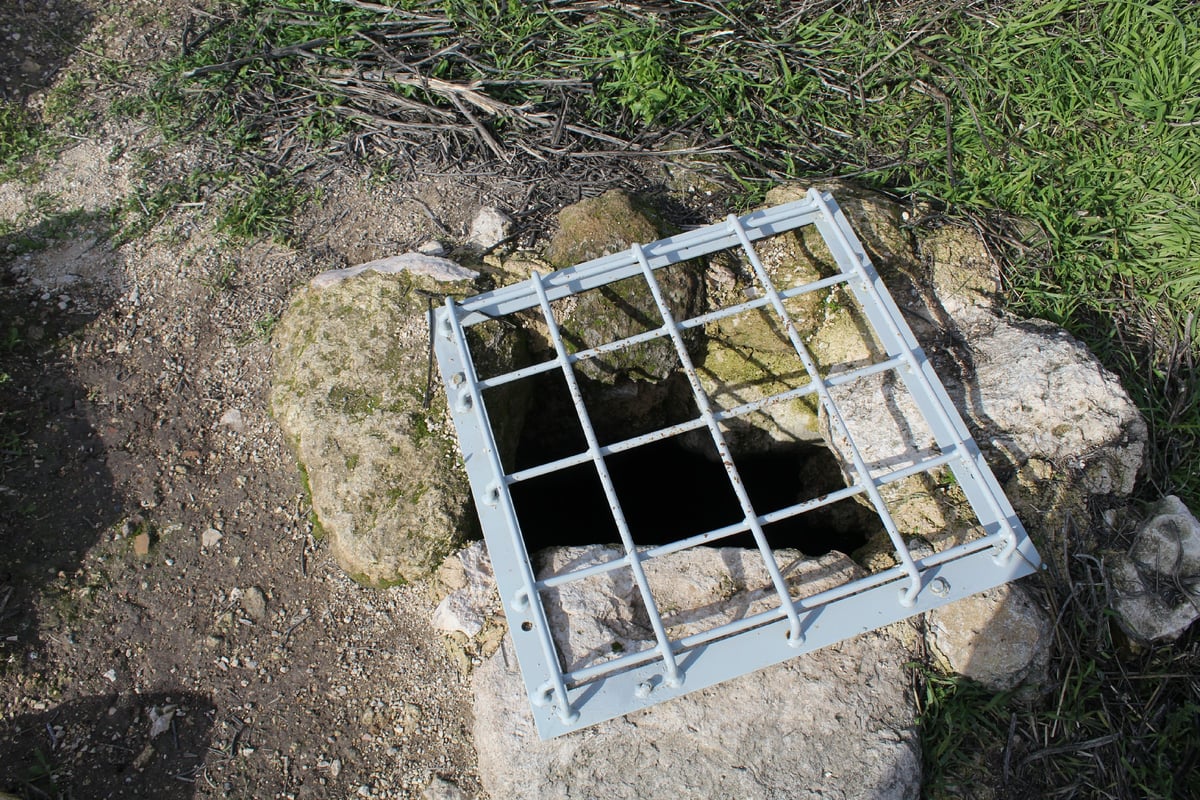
left=0, top=3, right=562, bottom=798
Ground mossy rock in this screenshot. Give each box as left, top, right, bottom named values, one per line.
left=696, top=185, right=894, bottom=449
left=542, top=189, right=704, bottom=383
left=270, top=268, right=527, bottom=586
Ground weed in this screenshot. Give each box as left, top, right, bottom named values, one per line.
left=0, top=102, right=44, bottom=177
left=20, top=747, right=62, bottom=796
left=216, top=171, right=306, bottom=242
left=237, top=312, right=280, bottom=345
left=203, top=258, right=239, bottom=295
left=116, top=169, right=222, bottom=245
left=0, top=207, right=116, bottom=257
left=42, top=70, right=95, bottom=132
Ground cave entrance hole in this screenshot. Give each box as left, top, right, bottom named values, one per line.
left=505, top=371, right=882, bottom=557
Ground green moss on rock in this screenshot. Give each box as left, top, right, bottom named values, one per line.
left=540, top=190, right=705, bottom=383
left=270, top=268, right=527, bottom=586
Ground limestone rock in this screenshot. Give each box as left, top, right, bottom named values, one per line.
left=819, top=295, right=1144, bottom=555
left=697, top=184, right=912, bottom=451
left=432, top=541, right=498, bottom=638
left=270, top=262, right=525, bottom=585
left=1109, top=495, right=1200, bottom=642
left=308, top=253, right=476, bottom=288
left=472, top=546, right=920, bottom=800
left=467, top=206, right=514, bottom=252
left=949, top=306, right=1145, bottom=499
left=926, top=582, right=1052, bottom=691
left=545, top=190, right=661, bottom=269
left=542, top=190, right=704, bottom=383
left=766, top=182, right=921, bottom=282
left=920, top=224, right=1000, bottom=316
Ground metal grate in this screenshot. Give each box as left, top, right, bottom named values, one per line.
left=432, top=189, right=1041, bottom=738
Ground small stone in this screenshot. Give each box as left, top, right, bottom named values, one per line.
left=422, top=776, right=468, bottom=800
left=148, top=706, right=175, bottom=738
left=467, top=207, right=513, bottom=251
left=219, top=408, right=247, bottom=433
left=417, top=240, right=447, bottom=256
left=242, top=587, right=267, bottom=621
left=202, top=529, right=223, bottom=548
left=132, top=532, right=151, bottom=557
left=102, top=669, right=117, bottom=683
left=926, top=582, right=1052, bottom=691
left=1110, top=495, right=1200, bottom=642
left=309, top=253, right=476, bottom=289
left=432, top=542, right=496, bottom=638
left=329, top=758, right=342, bottom=778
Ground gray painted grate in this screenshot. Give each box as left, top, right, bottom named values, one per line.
left=432, top=189, right=1041, bottom=738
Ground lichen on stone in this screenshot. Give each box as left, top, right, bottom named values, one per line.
left=270, top=267, right=527, bottom=586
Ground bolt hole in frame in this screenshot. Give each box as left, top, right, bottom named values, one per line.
left=432, top=189, right=1041, bottom=738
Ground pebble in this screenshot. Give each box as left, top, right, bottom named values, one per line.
left=219, top=408, right=247, bottom=433
left=242, top=586, right=268, bottom=621
left=421, top=776, right=468, bottom=800
left=202, top=528, right=223, bottom=548
left=132, top=532, right=151, bottom=556
left=467, top=207, right=513, bottom=251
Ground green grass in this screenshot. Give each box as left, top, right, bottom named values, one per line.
left=0, top=101, right=47, bottom=180
left=215, top=169, right=307, bottom=242
left=919, top=561, right=1200, bottom=798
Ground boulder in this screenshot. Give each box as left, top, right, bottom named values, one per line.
left=925, top=582, right=1052, bottom=691
left=541, top=189, right=704, bottom=383
left=1109, top=495, right=1200, bottom=642
left=270, top=258, right=526, bottom=586
left=471, top=545, right=921, bottom=800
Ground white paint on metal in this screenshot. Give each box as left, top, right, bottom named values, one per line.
left=432, top=190, right=1041, bottom=738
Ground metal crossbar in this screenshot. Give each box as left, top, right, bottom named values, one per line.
left=432, top=189, right=1041, bottom=738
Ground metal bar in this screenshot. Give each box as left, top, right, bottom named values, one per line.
left=537, top=449, right=960, bottom=590
left=435, top=298, right=576, bottom=723
left=476, top=271, right=852, bottom=391
left=633, top=243, right=807, bottom=645
left=552, top=537, right=1039, bottom=712
left=456, top=196, right=827, bottom=325
left=505, top=354, right=907, bottom=485
left=808, top=189, right=1023, bottom=563
left=431, top=191, right=1042, bottom=738
left=529, top=270, right=685, bottom=689
left=726, top=213, right=926, bottom=607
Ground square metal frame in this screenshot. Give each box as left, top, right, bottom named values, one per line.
left=432, top=189, right=1041, bottom=738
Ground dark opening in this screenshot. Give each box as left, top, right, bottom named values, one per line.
left=509, top=430, right=881, bottom=557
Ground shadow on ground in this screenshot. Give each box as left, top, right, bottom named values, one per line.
left=0, top=221, right=219, bottom=798
left=0, top=286, right=122, bottom=663
left=1, top=690, right=215, bottom=799
left=0, top=1, right=95, bottom=106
